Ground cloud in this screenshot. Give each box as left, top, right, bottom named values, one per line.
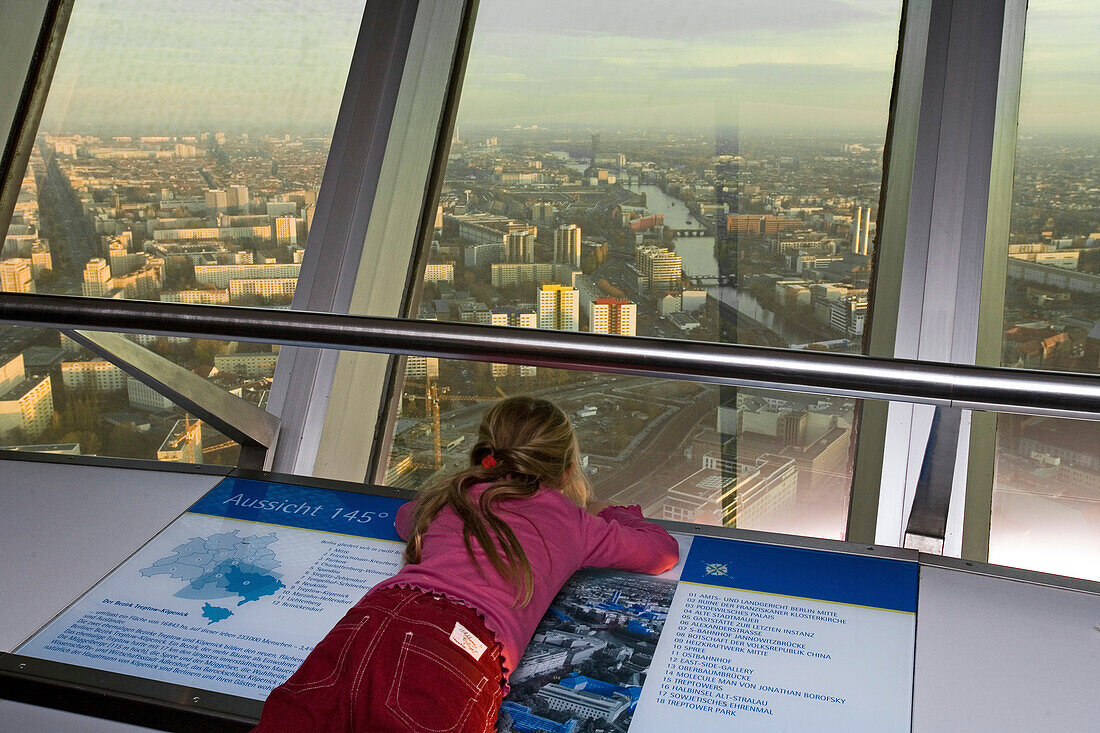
left=483, top=73, right=528, bottom=83
left=663, top=62, right=891, bottom=85
left=474, top=0, right=892, bottom=39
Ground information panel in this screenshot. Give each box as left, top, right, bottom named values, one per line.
left=17, top=477, right=407, bottom=700
left=498, top=536, right=917, bottom=733
left=17, top=480, right=918, bottom=733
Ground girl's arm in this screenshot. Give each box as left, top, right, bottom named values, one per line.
left=580, top=504, right=679, bottom=575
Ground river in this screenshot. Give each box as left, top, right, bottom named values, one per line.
left=623, top=182, right=811, bottom=345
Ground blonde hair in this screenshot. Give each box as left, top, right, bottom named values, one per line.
left=404, top=396, right=590, bottom=606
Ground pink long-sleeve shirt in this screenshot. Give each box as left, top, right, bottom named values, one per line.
left=370, top=483, right=679, bottom=681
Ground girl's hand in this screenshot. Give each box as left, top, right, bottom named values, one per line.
left=586, top=499, right=612, bottom=515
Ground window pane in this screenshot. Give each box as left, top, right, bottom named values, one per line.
left=0, top=0, right=365, bottom=461
left=0, top=326, right=249, bottom=463
left=387, top=360, right=859, bottom=537
left=382, top=0, right=903, bottom=539
left=990, top=1, right=1100, bottom=581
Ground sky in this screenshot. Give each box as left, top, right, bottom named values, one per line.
left=41, top=0, right=364, bottom=136
left=1015, top=0, right=1100, bottom=137
left=36, top=0, right=1100, bottom=137
left=458, top=0, right=903, bottom=133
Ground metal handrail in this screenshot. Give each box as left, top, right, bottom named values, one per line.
left=3, top=292, right=1099, bottom=421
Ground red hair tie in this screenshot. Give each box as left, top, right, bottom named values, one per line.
left=481, top=455, right=497, bottom=469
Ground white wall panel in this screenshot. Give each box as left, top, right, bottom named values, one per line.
left=913, top=564, right=1100, bottom=732
left=0, top=458, right=224, bottom=651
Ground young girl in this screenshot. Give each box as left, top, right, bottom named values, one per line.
left=252, top=396, right=679, bottom=733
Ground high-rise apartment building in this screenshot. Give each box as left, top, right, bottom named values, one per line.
left=107, top=236, right=142, bottom=276
left=205, top=188, right=228, bottom=213
left=0, top=258, right=34, bottom=293
left=61, top=359, right=127, bottom=392
left=589, top=298, right=637, bottom=336
left=538, top=284, right=579, bottom=331
left=228, top=278, right=297, bottom=299
left=406, top=312, right=440, bottom=380
left=829, top=295, right=868, bottom=337
left=465, top=242, right=505, bottom=268
left=214, top=352, right=280, bottom=378
left=82, top=258, right=112, bottom=297
left=424, top=263, right=455, bottom=283
left=304, top=203, right=316, bottom=234
left=490, top=262, right=578, bottom=288
left=506, top=227, right=536, bottom=263
left=274, top=215, right=298, bottom=246
left=0, top=353, right=25, bottom=395
left=266, top=201, right=297, bottom=217
left=530, top=202, right=556, bottom=226
left=490, top=307, right=537, bottom=377
left=30, top=242, right=52, bottom=275
left=636, top=245, right=682, bottom=293
left=194, top=263, right=300, bottom=288
left=158, top=418, right=203, bottom=463
left=160, top=289, right=231, bottom=305
left=554, top=224, right=581, bottom=268
left=127, top=377, right=175, bottom=411
left=405, top=355, right=440, bottom=380
left=852, top=206, right=872, bottom=255
left=0, top=374, right=53, bottom=441
left=227, top=185, right=249, bottom=211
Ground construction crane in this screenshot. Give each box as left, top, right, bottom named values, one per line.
left=159, top=416, right=205, bottom=462
left=164, top=418, right=236, bottom=458
left=406, top=378, right=503, bottom=468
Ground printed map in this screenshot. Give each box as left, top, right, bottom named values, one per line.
left=140, top=530, right=285, bottom=620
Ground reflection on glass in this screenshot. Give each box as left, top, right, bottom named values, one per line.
left=0, top=331, right=250, bottom=464
left=387, top=361, right=857, bottom=538
left=0, top=0, right=364, bottom=461
left=990, top=1, right=1100, bottom=580
left=383, top=0, right=902, bottom=539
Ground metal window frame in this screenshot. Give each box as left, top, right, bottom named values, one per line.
left=848, top=0, right=933, bottom=544
left=960, top=0, right=1028, bottom=562
left=266, top=0, right=476, bottom=483
left=263, top=0, right=421, bottom=477
left=63, top=329, right=279, bottom=469
left=849, top=0, right=1029, bottom=555
left=0, top=0, right=70, bottom=240
left=366, top=0, right=480, bottom=486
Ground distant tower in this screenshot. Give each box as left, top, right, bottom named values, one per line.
left=863, top=208, right=872, bottom=255
left=852, top=206, right=863, bottom=254
left=591, top=133, right=599, bottom=164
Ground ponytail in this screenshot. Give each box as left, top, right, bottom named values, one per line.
left=403, top=396, right=589, bottom=607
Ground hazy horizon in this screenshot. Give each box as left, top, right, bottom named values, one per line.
left=35, top=0, right=1100, bottom=138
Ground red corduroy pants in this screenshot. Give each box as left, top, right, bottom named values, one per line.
left=251, top=586, right=504, bottom=733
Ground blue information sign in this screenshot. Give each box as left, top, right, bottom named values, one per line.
left=679, top=536, right=918, bottom=613
left=188, top=477, right=406, bottom=541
